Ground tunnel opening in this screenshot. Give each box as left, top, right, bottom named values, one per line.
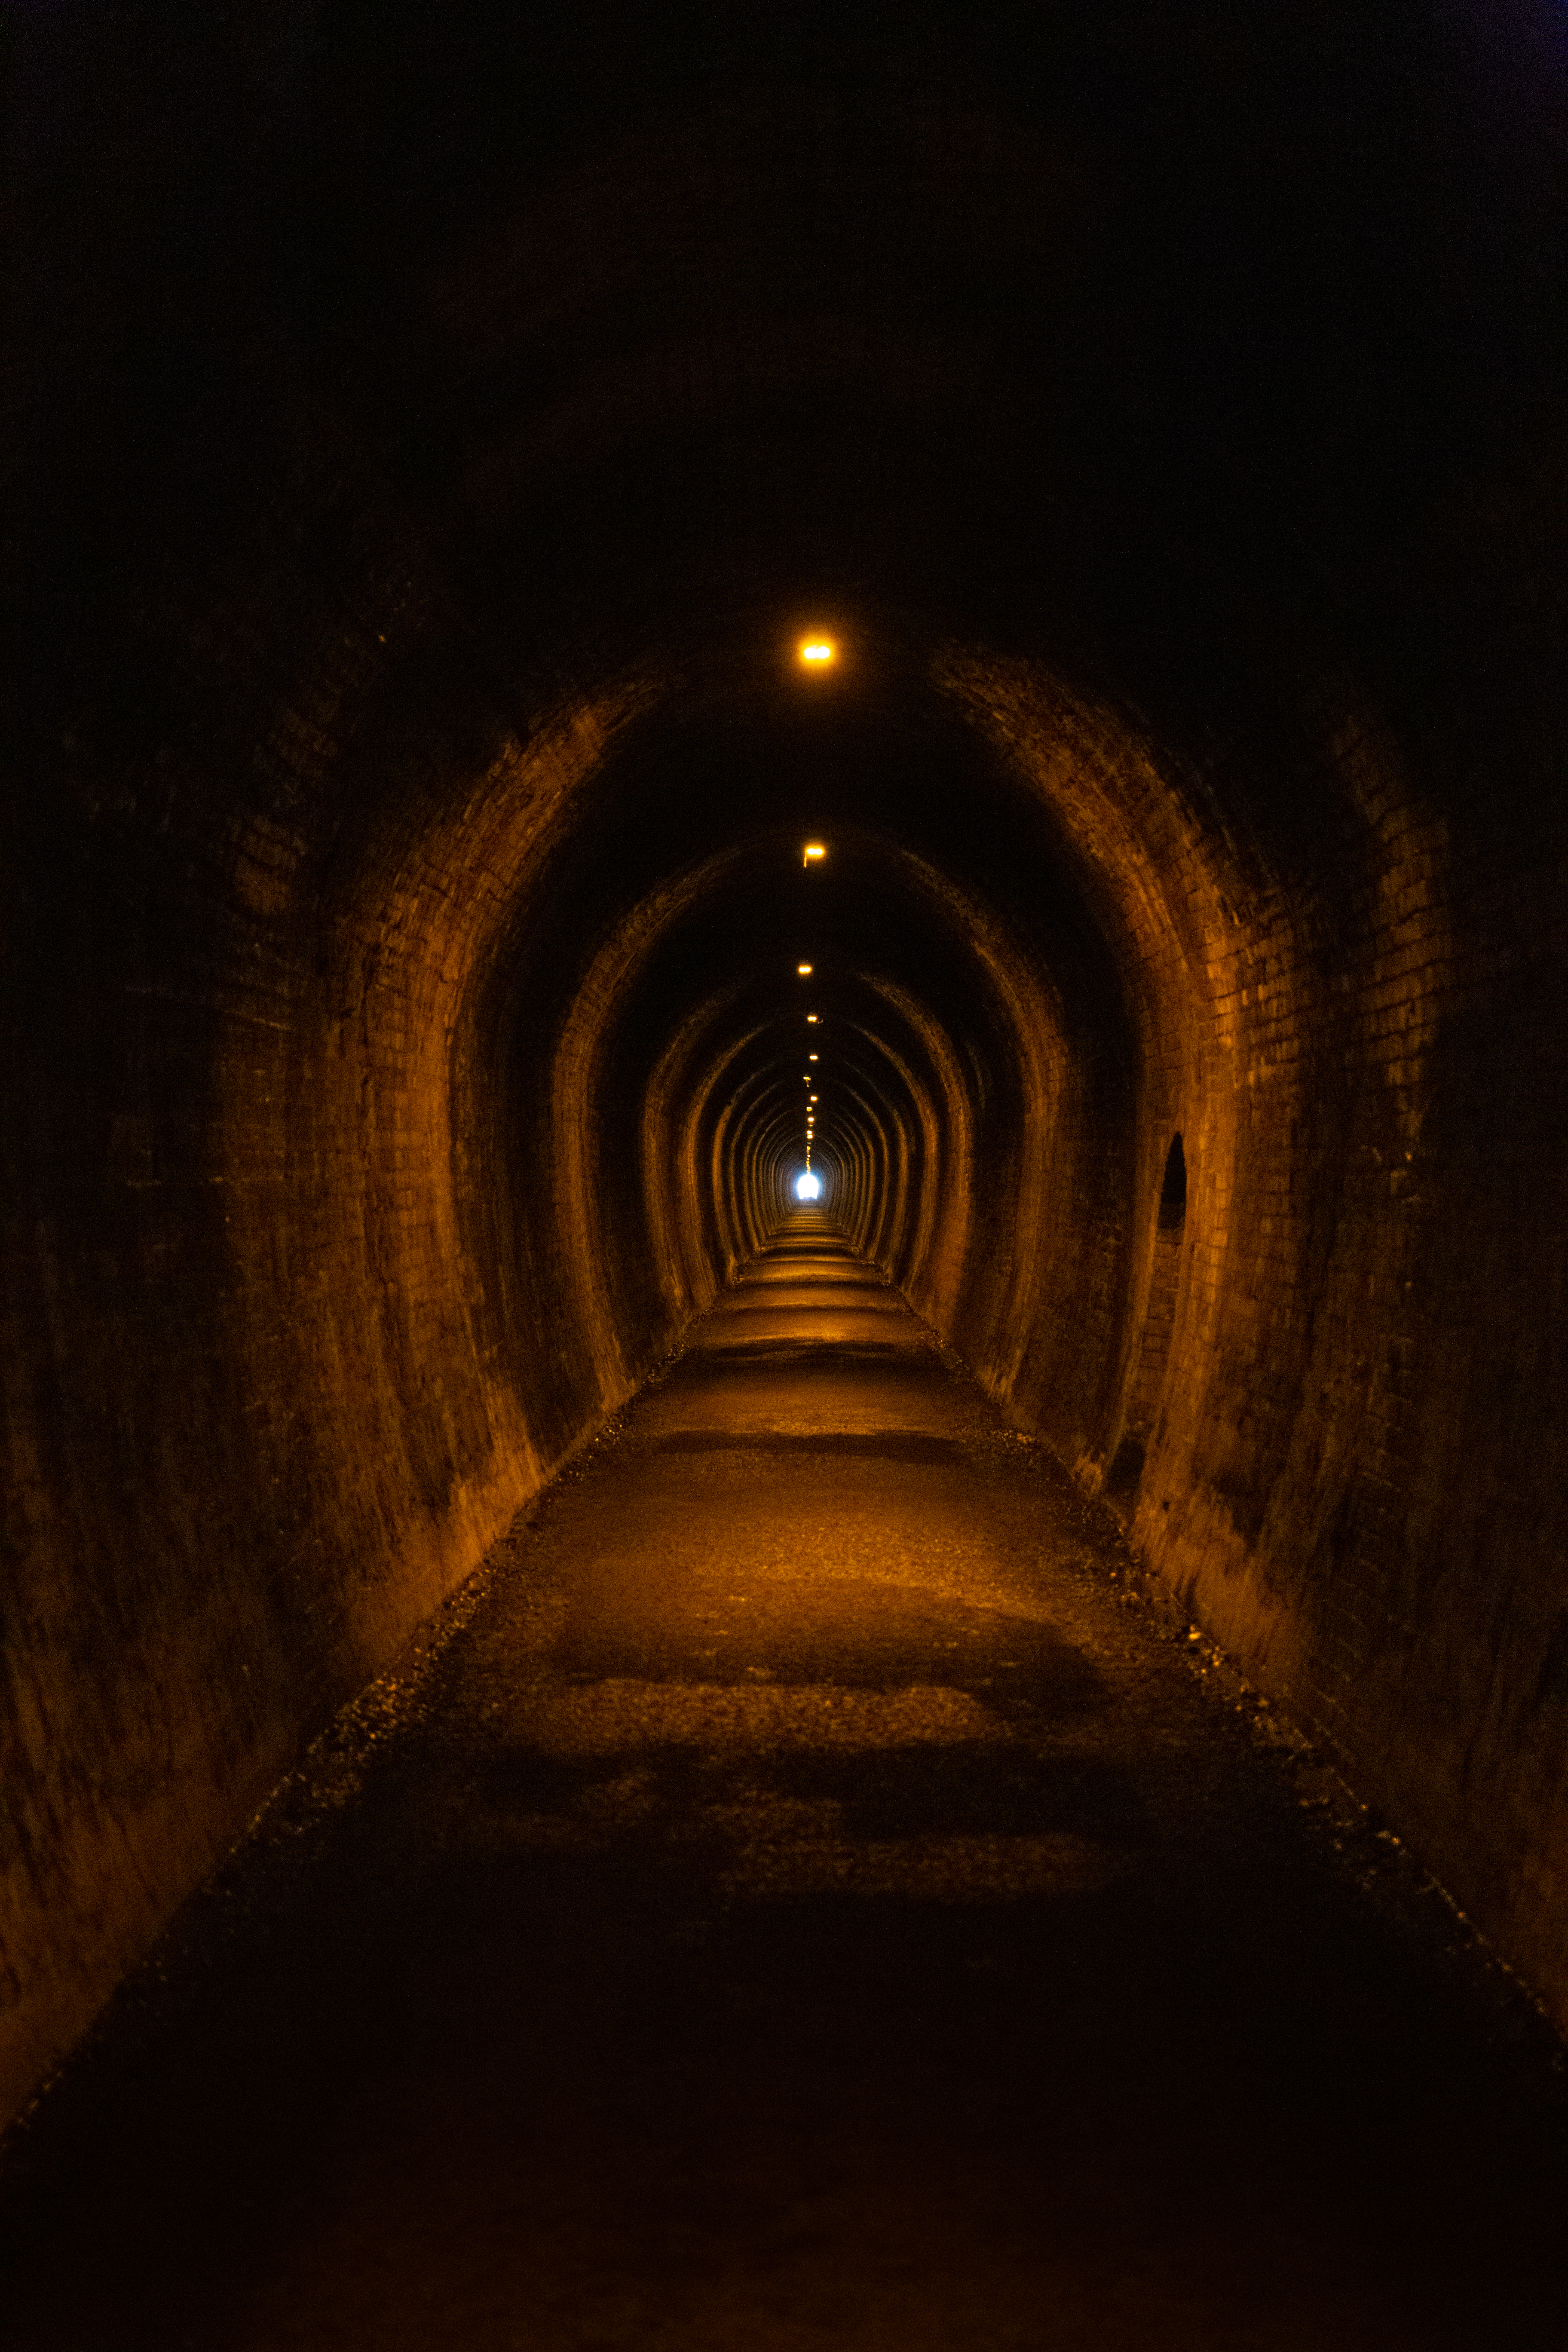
left=1108, top=1135, right=1189, bottom=1503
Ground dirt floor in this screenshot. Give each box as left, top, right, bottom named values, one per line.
left=4, top=1213, right=1565, bottom=2348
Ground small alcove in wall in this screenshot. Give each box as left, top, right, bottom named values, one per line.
left=1106, top=1134, right=1188, bottom=1500
left=1158, top=1133, right=1187, bottom=1232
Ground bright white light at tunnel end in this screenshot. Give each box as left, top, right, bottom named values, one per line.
left=795, top=1170, right=823, bottom=1201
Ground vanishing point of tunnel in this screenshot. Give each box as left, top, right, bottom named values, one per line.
left=5, top=7, right=1568, bottom=2346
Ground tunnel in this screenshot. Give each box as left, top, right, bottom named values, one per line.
left=6, top=3, right=1568, bottom=2340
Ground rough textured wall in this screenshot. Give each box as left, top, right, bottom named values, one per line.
left=4, top=478, right=660, bottom=2122
left=938, top=635, right=1568, bottom=2025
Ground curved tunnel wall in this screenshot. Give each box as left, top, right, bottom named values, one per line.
left=7, top=4, right=1567, bottom=2122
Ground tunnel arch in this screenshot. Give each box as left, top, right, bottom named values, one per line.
left=9, top=0, right=1568, bottom=2132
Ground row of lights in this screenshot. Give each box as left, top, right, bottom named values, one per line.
left=793, top=640, right=834, bottom=1199
left=798, top=828, right=826, bottom=1191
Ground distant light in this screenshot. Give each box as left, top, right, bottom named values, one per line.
left=808, top=1053, right=818, bottom=1060
left=798, top=640, right=836, bottom=668
left=802, top=841, right=827, bottom=867
left=797, top=962, right=812, bottom=975
left=795, top=1171, right=823, bottom=1200
left=806, top=1014, right=819, bottom=1024
left=809, top=1095, right=818, bottom=1103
